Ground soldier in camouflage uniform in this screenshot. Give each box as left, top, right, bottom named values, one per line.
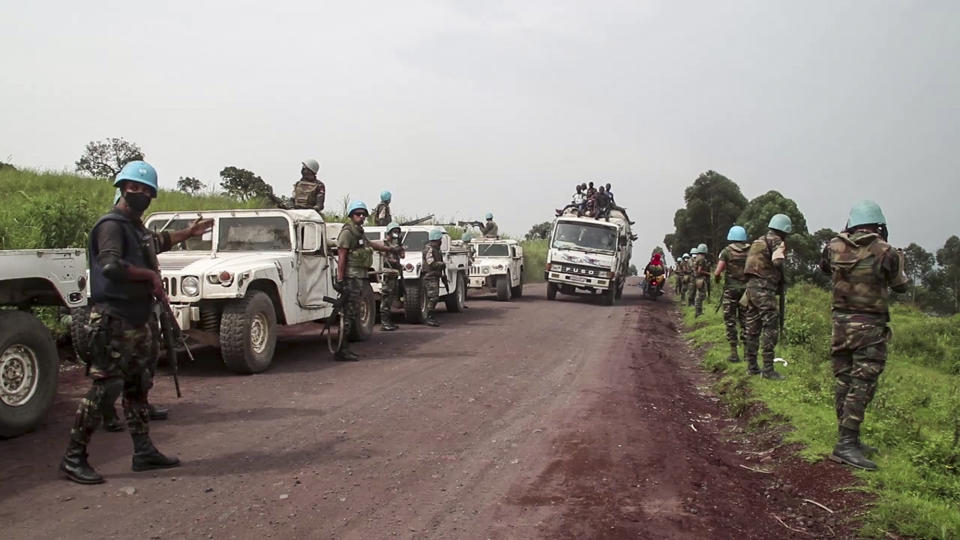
left=60, top=161, right=212, bottom=485
left=692, top=243, right=711, bottom=317
left=481, top=213, right=499, bottom=238
left=292, top=159, right=325, bottom=212
left=380, top=222, right=405, bottom=331
left=421, top=228, right=447, bottom=327
left=821, top=201, right=907, bottom=470
left=676, top=254, right=689, bottom=301
left=372, top=191, right=392, bottom=227
left=336, top=201, right=403, bottom=359
left=742, top=214, right=792, bottom=379
left=714, top=226, right=750, bottom=362
left=686, top=249, right=698, bottom=306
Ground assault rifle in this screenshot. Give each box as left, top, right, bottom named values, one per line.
left=154, top=297, right=186, bottom=398
left=401, top=214, right=435, bottom=226
left=778, top=282, right=786, bottom=335
left=265, top=192, right=291, bottom=209
left=457, top=220, right=484, bottom=229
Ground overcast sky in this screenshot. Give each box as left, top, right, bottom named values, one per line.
left=2, top=1, right=958, bottom=257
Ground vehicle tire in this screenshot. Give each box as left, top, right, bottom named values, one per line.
left=349, top=281, right=376, bottom=342
left=220, top=290, right=277, bottom=374
left=602, top=285, right=617, bottom=306
left=445, top=273, right=466, bottom=313
left=0, top=311, right=59, bottom=438
left=496, top=274, right=512, bottom=302
left=69, top=305, right=91, bottom=364
left=403, top=279, right=426, bottom=324
left=546, top=282, right=558, bottom=300
left=511, top=271, right=524, bottom=298
left=615, top=280, right=624, bottom=300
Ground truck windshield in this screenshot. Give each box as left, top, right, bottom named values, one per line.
left=148, top=219, right=211, bottom=251
left=552, top=222, right=617, bottom=253
left=218, top=217, right=292, bottom=251
left=476, top=244, right=509, bottom=256
left=402, top=231, right=429, bottom=252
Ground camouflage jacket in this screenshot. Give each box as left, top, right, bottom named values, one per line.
left=421, top=242, right=446, bottom=277
left=693, top=254, right=711, bottom=276
left=336, top=222, right=372, bottom=278
left=383, top=235, right=402, bottom=270
left=719, top=242, right=750, bottom=289
left=292, top=177, right=325, bottom=212
left=482, top=221, right=499, bottom=238
left=745, top=231, right=786, bottom=289
left=820, top=230, right=908, bottom=317
left=373, top=202, right=391, bottom=227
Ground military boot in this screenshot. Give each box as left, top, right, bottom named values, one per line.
left=335, top=344, right=360, bottom=361
left=830, top=427, right=877, bottom=470
left=132, top=434, right=181, bottom=472
left=147, top=403, right=168, bottom=421
left=424, top=312, right=440, bottom=327
left=381, top=313, right=397, bottom=332
left=60, top=440, right=105, bottom=484
left=745, top=353, right=761, bottom=375
left=761, top=358, right=783, bottom=380
left=727, top=344, right=741, bottom=363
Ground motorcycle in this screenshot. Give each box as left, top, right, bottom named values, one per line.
left=641, top=272, right=664, bottom=300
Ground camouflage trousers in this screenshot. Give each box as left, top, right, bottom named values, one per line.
left=675, top=274, right=684, bottom=295
left=380, top=273, right=399, bottom=324
left=722, top=287, right=747, bottom=347
left=832, top=314, right=889, bottom=433
left=684, top=276, right=695, bottom=305
left=341, top=277, right=365, bottom=339
left=693, top=277, right=707, bottom=315
left=743, top=286, right=779, bottom=370
left=71, top=308, right=158, bottom=446
left=423, top=275, right=440, bottom=315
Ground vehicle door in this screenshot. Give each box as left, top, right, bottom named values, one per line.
left=511, top=245, right=523, bottom=286
left=440, top=234, right=453, bottom=295
left=296, top=221, right=330, bottom=308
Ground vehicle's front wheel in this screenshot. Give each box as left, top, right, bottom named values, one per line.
left=0, top=311, right=58, bottom=438
left=349, top=281, right=376, bottom=341
left=496, top=273, right=512, bottom=302
left=221, top=291, right=278, bottom=374
left=511, top=270, right=524, bottom=298
left=445, top=273, right=466, bottom=313
left=403, top=280, right=427, bottom=324
left=546, top=282, right=558, bottom=300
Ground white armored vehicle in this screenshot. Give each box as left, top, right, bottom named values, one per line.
left=467, top=238, right=524, bottom=301
left=544, top=208, right=633, bottom=305
left=143, top=209, right=374, bottom=374
left=0, top=249, right=88, bottom=437
left=364, top=225, right=470, bottom=323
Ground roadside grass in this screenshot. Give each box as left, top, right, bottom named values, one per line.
left=678, top=280, right=960, bottom=539
left=520, top=238, right=548, bottom=283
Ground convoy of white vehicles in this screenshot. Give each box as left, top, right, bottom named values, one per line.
left=0, top=204, right=634, bottom=438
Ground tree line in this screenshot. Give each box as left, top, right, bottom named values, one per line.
left=663, top=170, right=960, bottom=315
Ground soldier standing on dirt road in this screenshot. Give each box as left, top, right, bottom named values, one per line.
left=742, top=214, right=792, bottom=380
left=380, top=222, right=405, bottom=332
left=820, top=201, right=908, bottom=471
left=60, top=160, right=213, bottom=485
left=292, top=159, right=325, bottom=212
left=372, top=191, right=392, bottom=226
left=335, top=201, right=403, bottom=360
left=481, top=213, right=499, bottom=238
left=421, top=228, right=447, bottom=327
left=714, top=226, right=751, bottom=363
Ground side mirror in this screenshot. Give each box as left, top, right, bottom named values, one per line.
left=299, top=223, right=322, bottom=252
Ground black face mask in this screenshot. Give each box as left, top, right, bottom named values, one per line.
left=125, top=192, right=151, bottom=213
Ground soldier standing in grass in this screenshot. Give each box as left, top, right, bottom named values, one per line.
left=380, top=222, right=405, bottom=332
left=692, top=243, right=711, bottom=317
left=714, top=226, right=751, bottom=362
left=686, top=249, right=698, bottom=307
left=421, top=228, right=446, bottom=327
left=742, top=214, right=792, bottom=380
left=677, top=253, right=690, bottom=302
left=292, top=159, right=325, bottom=213
left=820, top=201, right=908, bottom=471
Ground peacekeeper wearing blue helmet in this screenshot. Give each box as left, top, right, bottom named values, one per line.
left=61, top=161, right=213, bottom=485
left=372, top=191, right=392, bottom=227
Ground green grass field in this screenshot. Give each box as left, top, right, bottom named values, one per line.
left=679, top=281, right=960, bottom=538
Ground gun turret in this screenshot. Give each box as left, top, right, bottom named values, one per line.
left=400, top=214, right=435, bottom=226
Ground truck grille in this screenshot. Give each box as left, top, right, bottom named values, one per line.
left=162, top=277, right=178, bottom=296
left=551, top=263, right=606, bottom=277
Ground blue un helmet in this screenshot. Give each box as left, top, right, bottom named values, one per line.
left=485, top=212, right=493, bottom=220
left=386, top=221, right=401, bottom=234
left=347, top=200, right=369, bottom=216
left=848, top=200, right=886, bottom=228
left=768, top=214, right=793, bottom=234
left=113, top=160, right=159, bottom=197
left=697, top=243, right=708, bottom=254
left=727, top=225, right=747, bottom=242
left=380, top=190, right=391, bottom=203
left=428, top=227, right=444, bottom=241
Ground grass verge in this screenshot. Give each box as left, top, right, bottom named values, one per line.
left=678, top=281, right=960, bottom=539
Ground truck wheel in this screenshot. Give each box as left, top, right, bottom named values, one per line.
left=496, top=274, right=512, bottom=301
left=0, top=311, right=58, bottom=438
left=70, top=305, right=91, bottom=364
left=220, top=291, right=277, bottom=374
left=349, top=281, right=376, bottom=342
left=602, top=286, right=617, bottom=306
left=444, top=273, right=466, bottom=313
left=615, top=280, right=624, bottom=300
left=546, top=282, right=558, bottom=300
left=511, top=271, right=524, bottom=298
left=403, top=280, right=426, bottom=324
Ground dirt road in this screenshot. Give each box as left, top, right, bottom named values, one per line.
left=1, top=282, right=859, bottom=539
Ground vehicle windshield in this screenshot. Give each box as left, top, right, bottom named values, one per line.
left=552, top=222, right=618, bottom=253
left=476, top=243, right=509, bottom=257
left=218, top=217, right=292, bottom=251
left=402, top=231, right=429, bottom=252
left=148, top=218, right=211, bottom=251
left=365, top=231, right=381, bottom=242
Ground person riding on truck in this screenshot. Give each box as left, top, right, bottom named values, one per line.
left=292, top=159, right=325, bottom=213
left=481, top=213, right=498, bottom=238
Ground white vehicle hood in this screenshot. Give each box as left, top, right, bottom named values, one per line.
left=158, top=252, right=293, bottom=275
left=551, top=249, right=615, bottom=269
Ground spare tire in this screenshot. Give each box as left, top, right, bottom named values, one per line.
left=0, top=311, right=59, bottom=438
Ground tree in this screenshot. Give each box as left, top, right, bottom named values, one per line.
left=628, top=264, right=638, bottom=276
left=903, top=242, right=936, bottom=303
left=936, top=235, right=960, bottom=313
left=75, top=137, right=144, bottom=178
left=0, top=161, right=16, bottom=171
left=219, top=166, right=274, bottom=202
left=807, top=228, right=839, bottom=288
left=177, top=176, right=206, bottom=195
left=526, top=221, right=552, bottom=240
left=737, top=190, right=815, bottom=283
left=662, top=170, right=748, bottom=260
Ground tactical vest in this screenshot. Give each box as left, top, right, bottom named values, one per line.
left=293, top=178, right=321, bottom=209
left=744, top=232, right=783, bottom=286
left=340, top=222, right=373, bottom=278
left=694, top=254, right=710, bottom=275
left=422, top=244, right=443, bottom=277
left=723, top=242, right=750, bottom=283
left=828, top=232, right=897, bottom=315
left=89, top=212, right=155, bottom=324
left=383, top=235, right=402, bottom=269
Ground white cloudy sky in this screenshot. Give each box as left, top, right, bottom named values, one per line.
left=2, top=1, right=958, bottom=255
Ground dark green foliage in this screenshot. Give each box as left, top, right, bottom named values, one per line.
left=737, top=190, right=819, bottom=284
left=219, top=166, right=274, bottom=202
left=75, top=137, right=144, bottom=178
left=176, top=176, right=206, bottom=195
left=663, top=170, right=747, bottom=259
left=525, top=221, right=552, bottom=240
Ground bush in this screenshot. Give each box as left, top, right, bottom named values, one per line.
left=521, top=238, right=548, bottom=283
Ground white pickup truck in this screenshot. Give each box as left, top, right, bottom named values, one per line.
left=364, top=226, right=470, bottom=323
left=0, top=249, right=88, bottom=437
left=141, top=209, right=373, bottom=374
left=467, top=239, right=524, bottom=301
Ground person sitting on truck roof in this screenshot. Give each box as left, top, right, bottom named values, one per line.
left=595, top=187, right=612, bottom=220
left=293, top=159, right=325, bottom=213
left=482, top=213, right=499, bottom=238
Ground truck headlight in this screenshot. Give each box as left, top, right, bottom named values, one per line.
left=598, top=271, right=613, bottom=279
left=181, top=276, right=200, bottom=296
left=482, top=267, right=490, bottom=274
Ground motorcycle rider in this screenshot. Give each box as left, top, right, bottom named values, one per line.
left=643, top=252, right=666, bottom=296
